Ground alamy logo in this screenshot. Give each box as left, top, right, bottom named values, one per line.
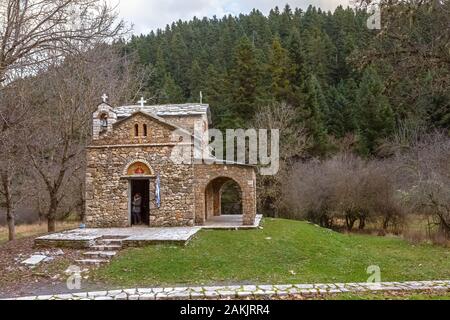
left=66, top=265, right=82, bottom=290
left=367, top=265, right=382, bottom=289
left=367, top=1, right=381, bottom=30
left=350, top=0, right=382, bottom=30
left=170, top=122, right=280, bottom=176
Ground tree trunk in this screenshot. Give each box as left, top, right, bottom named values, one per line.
left=346, top=214, right=357, bottom=231
left=1, top=172, right=15, bottom=241
left=7, top=209, right=15, bottom=241
left=359, top=216, right=366, bottom=230
left=438, top=216, right=450, bottom=239
left=47, top=218, right=56, bottom=232
left=382, top=217, right=390, bottom=230
left=47, top=195, right=58, bottom=232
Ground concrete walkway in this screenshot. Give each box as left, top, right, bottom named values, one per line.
left=203, top=215, right=263, bottom=229
left=35, top=215, right=264, bottom=248
left=35, top=227, right=201, bottom=248
left=5, top=280, right=450, bottom=300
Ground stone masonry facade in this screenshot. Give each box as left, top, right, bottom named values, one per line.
left=85, top=102, right=257, bottom=228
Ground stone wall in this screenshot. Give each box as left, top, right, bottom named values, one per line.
left=193, top=164, right=257, bottom=226
left=85, top=113, right=196, bottom=228
left=160, top=114, right=208, bottom=133
left=86, top=145, right=195, bottom=227
left=86, top=108, right=257, bottom=228
left=91, top=112, right=177, bottom=147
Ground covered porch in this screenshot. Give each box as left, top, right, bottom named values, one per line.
left=202, top=214, right=263, bottom=229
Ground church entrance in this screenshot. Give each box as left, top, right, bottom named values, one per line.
left=130, top=179, right=150, bottom=226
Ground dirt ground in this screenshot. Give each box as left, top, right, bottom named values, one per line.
left=0, top=236, right=109, bottom=299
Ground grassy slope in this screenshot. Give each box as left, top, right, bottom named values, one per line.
left=94, top=219, right=450, bottom=287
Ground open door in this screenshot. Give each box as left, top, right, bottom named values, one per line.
left=130, top=179, right=150, bottom=226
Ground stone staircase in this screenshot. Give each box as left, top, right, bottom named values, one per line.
left=76, top=237, right=126, bottom=266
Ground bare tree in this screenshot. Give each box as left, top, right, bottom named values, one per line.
left=0, top=0, right=127, bottom=239
left=0, top=77, right=37, bottom=240
left=0, top=0, right=126, bottom=85
left=253, top=102, right=309, bottom=216
left=25, top=47, right=146, bottom=232
left=395, top=131, right=450, bottom=237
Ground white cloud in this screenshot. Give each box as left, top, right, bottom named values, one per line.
left=108, top=0, right=350, bottom=34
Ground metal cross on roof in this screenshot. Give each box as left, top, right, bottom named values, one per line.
left=101, top=93, right=108, bottom=103
left=138, top=97, right=147, bottom=107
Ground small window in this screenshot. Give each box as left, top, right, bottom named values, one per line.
left=143, top=124, right=148, bottom=137
left=134, top=123, right=139, bottom=137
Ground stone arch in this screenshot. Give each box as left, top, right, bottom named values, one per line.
left=204, top=176, right=243, bottom=221
left=123, top=159, right=154, bottom=176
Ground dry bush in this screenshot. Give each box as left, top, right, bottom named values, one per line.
left=283, top=153, right=405, bottom=231
left=394, top=132, right=450, bottom=238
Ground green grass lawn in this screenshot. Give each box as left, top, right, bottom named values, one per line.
left=94, top=218, right=450, bottom=287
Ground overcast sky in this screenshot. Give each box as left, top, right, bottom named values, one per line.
left=108, top=0, right=351, bottom=35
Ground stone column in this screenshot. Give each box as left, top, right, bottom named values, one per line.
left=213, top=182, right=222, bottom=216
left=195, top=188, right=206, bottom=226
left=242, top=178, right=256, bottom=226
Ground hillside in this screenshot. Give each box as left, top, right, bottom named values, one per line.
left=125, top=4, right=449, bottom=156
left=94, top=219, right=450, bottom=287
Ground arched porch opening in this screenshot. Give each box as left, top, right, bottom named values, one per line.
left=220, top=180, right=243, bottom=215
left=204, top=177, right=243, bottom=220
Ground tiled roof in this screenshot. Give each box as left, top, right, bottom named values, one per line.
left=115, top=104, right=210, bottom=120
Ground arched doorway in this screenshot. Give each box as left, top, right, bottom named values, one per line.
left=204, top=177, right=243, bottom=224
left=124, top=160, right=154, bottom=226
left=220, top=180, right=242, bottom=215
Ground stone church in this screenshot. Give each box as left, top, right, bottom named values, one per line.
left=85, top=99, right=257, bottom=228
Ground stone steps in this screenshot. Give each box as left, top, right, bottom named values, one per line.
left=76, top=259, right=110, bottom=265
left=83, top=251, right=117, bottom=259
left=91, top=245, right=122, bottom=251
left=77, top=237, right=125, bottom=267
left=97, top=239, right=124, bottom=246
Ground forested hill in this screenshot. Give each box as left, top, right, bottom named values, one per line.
left=124, top=4, right=449, bottom=156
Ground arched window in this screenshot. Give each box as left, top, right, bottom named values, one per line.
left=143, top=124, right=148, bottom=137
left=134, top=123, right=139, bottom=137
left=99, top=113, right=108, bottom=132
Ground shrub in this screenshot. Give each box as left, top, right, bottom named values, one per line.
left=395, top=132, right=450, bottom=237
left=282, top=153, right=405, bottom=231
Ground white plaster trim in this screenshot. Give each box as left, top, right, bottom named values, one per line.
left=87, top=143, right=192, bottom=149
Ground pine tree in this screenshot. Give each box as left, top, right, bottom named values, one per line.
left=229, top=36, right=261, bottom=123
left=287, top=28, right=306, bottom=87
left=327, top=80, right=358, bottom=138
left=356, top=67, right=395, bottom=155
left=161, top=74, right=184, bottom=103
left=151, top=46, right=168, bottom=102
left=169, top=32, right=190, bottom=96
left=203, top=64, right=227, bottom=127
left=299, top=74, right=329, bottom=156
left=267, top=37, right=296, bottom=103
left=188, top=60, right=204, bottom=101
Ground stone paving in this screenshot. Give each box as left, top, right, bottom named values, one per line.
left=5, top=280, right=450, bottom=300
left=35, top=227, right=202, bottom=248
left=34, top=215, right=263, bottom=248
left=203, top=215, right=263, bottom=229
